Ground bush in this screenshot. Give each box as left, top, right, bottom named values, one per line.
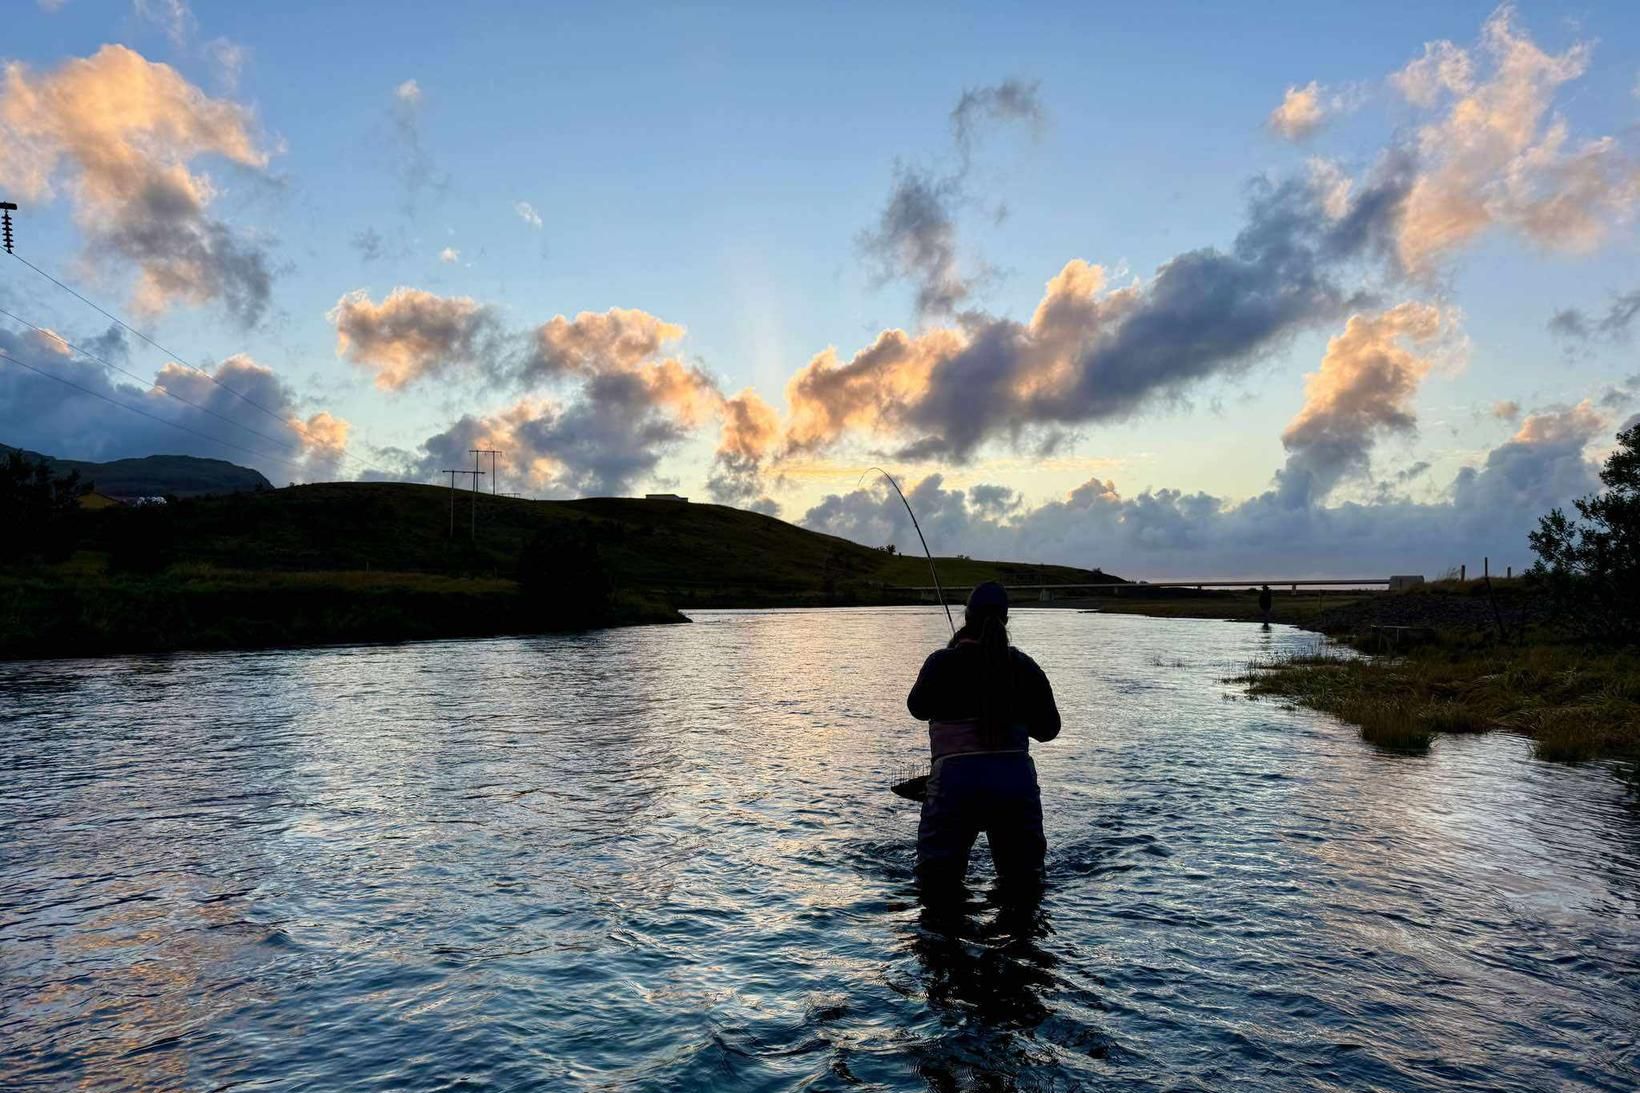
left=108, top=500, right=180, bottom=574
left=1530, top=424, right=1640, bottom=643
left=516, top=530, right=613, bottom=628
left=0, top=451, right=87, bottom=563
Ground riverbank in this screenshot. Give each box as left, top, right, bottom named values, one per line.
left=0, top=564, right=687, bottom=659
left=1, top=482, right=1108, bottom=658
left=1249, top=582, right=1637, bottom=761
left=1037, top=588, right=1371, bottom=625
left=1088, top=580, right=1639, bottom=761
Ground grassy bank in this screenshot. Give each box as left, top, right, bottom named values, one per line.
left=1053, top=588, right=1370, bottom=624
left=0, top=563, right=686, bottom=658
left=2, top=482, right=1112, bottom=658
left=1236, top=643, right=1640, bottom=761
left=1221, top=581, right=1640, bottom=762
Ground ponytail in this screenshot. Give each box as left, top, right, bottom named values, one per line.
left=975, top=610, right=1014, bottom=746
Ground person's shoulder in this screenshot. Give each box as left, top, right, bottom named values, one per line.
left=1008, top=647, right=1046, bottom=672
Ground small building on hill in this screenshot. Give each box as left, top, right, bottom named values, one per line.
left=644, top=493, right=688, bottom=502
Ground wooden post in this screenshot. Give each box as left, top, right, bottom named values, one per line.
left=1460, top=564, right=1466, bottom=582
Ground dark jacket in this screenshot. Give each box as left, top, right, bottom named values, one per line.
left=907, top=643, right=1061, bottom=746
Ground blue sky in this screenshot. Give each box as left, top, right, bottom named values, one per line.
left=1, top=2, right=1637, bottom=575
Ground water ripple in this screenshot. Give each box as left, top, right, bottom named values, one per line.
left=1, top=608, right=1636, bottom=1091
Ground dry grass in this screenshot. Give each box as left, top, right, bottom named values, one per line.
left=1085, top=591, right=1372, bottom=624
left=1236, top=643, right=1640, bottom=762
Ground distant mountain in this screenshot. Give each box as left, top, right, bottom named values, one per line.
left=3, top=446, right=273, bottom=498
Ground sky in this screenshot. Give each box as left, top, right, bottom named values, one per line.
left=1, top=0, right=1637, bottom=578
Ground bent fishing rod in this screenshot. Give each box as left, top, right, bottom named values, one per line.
left=862, top=467, right=956, bottom=636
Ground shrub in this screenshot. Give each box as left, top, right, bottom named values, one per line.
left=516, top=529, right=613, bottom=628
left=0, top=450, right=87, bottom=563
left=1530, top=424, right=1640, bottom=643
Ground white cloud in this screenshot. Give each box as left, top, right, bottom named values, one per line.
left=1269, top=82, right=1327, bottom=140
left=514, top=201, right=543, bottom=228
left=133, top=0, right=195, bottom=47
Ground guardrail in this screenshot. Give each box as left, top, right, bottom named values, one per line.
left=891, top=578, right=1392, bottom=592
left=887, top=578, right=1400, bottom=602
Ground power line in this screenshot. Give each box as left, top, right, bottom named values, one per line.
left=0, top=305, right=320, bottom=460
left=0, top=348, right=315, bottom=476
left=7, top=251, right=296, bottom=426
left=5, top=249, right=372, bottom=474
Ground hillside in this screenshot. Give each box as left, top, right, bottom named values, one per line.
left=97, top=482, right=1113, bottom=607
left=2, top=446, right=272, bottom=497
left=2, top=481, right=1119, bottom=657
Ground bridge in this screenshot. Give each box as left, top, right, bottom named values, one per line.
left=890, top=577, right=1408, bottom=602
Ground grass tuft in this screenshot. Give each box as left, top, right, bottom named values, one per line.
left=1237, top=643, right=1640, bottom=762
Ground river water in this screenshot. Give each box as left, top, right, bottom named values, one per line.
left=1, top=608, right=1636, bottom=1091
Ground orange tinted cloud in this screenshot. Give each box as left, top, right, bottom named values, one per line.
left=1392, top=8, right=1639, bottom=273
left=0, top=44, right=274, bottom=324
left=330, top=287, right=500, bottom=391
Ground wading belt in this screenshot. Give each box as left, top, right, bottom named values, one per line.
left=928, top=718, right=1028, bottom=764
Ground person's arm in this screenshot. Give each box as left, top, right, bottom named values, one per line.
left=907, top=651, right=944, bottom=721
left=1016, top=652, right=1061, bottom=742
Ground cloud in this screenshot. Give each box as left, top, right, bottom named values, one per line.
left=1492, top=399, right=1520, bottom=420
left=351, top=296, right=735, bottom=497
left=1275, top=302, right=1443, bottom=505
left=707, top=389, right=781, bottom=511
left=438, top=246, right=459, bottom=264
left=800, top=398, right=1609, bottom=578
left=523, top=308, right=684, bottom=379
left=514, top=201, right=543, bottom=228
left=729, top=9, right=1638, bottom=472
left=1391, top=40, right=1475, bottom=106
left=950, top=78, right=1044, bottom=160
left=1269, top=82, right=1327, bottom=141
left=388, top=78, right=445, bottom=212
left=860, top=80, right=1044, bottom=322
left=411, top=379, right=701, bottom=497
left=1390, top=7, right=1640, bottom=274
left=330, top=287, right=503, bottom=391
left=134, top=0, right=196, bottom=47
left=0, top=323, right=349, bottom=482
left=351, top=227, right=386, bottom=262
left=203, top=38, right=247, bottom=93
left=0, top=45, right=276, bottom=326
left=1548, top=290, right=1640, bottom=341
left=858, top=167, right=972, bottom=321
left=967, top=482, right=1022, bottom=518
left=791, top=161, right=1399, bottom=460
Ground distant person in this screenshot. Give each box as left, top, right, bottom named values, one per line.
left=907, top=582, right=1060, bottom=896
left=1259, top=584, right=1273, bottom=625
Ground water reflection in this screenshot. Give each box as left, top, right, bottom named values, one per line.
left=1, top=609, right=1636, bottom=1092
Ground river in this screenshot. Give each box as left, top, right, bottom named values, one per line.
left=1, top=608, right=1636, bottom=1091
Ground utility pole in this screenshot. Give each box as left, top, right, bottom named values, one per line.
left=470, top=448, right=501, bottom=494
left=1, top=202, right=16, bottom=254
left=442, top=469, right=483, bottom=539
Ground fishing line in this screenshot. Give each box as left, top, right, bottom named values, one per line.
left=861, top=467, right=955, bottom=636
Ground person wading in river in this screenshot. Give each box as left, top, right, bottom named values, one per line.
left=907, top=581, right=1061, bottom=896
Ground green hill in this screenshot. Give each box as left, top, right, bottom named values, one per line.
left=105, top=482, right=1112, bottom=606
left=2, top=481, right=1120, bottom=658
left=1, top=446, right=272, bottom=497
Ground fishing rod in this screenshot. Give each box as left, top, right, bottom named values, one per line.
left=862, top=467, right=956, bottom=636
